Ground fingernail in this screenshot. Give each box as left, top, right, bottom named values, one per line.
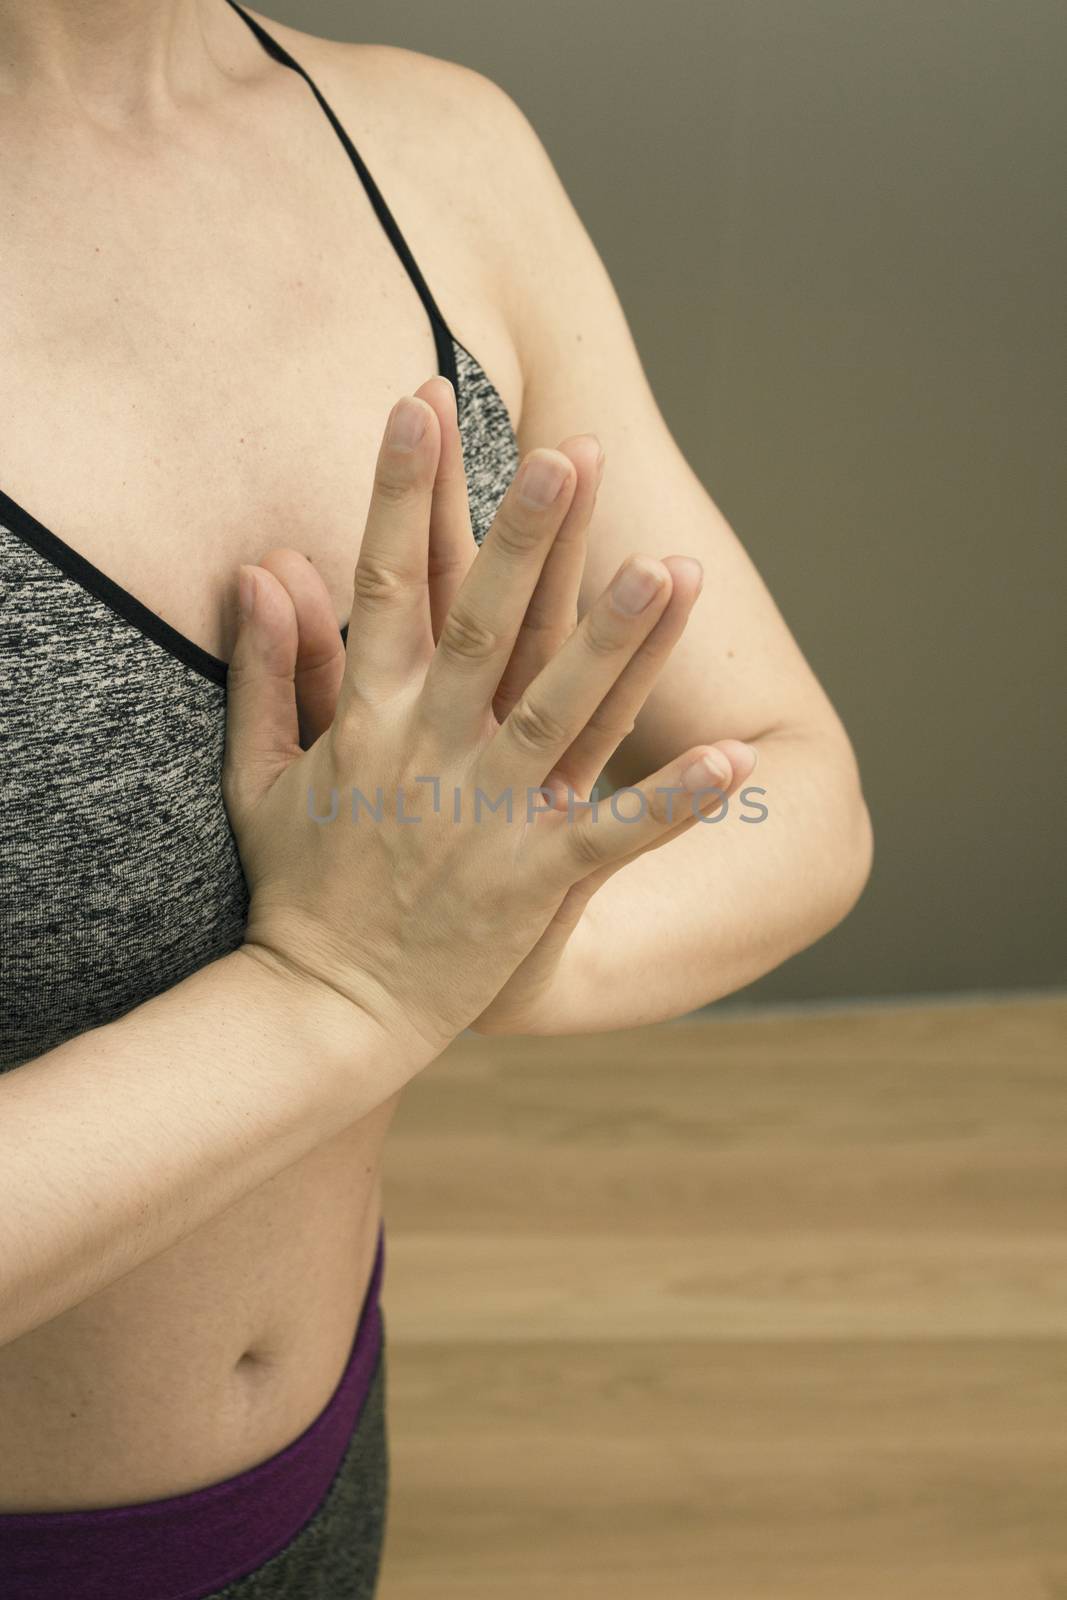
left=740, top=742, right=759, bottom=770
left=681, top=752, right=731, bottom=791
left=672, top=556, right=704, bottom=592
left=611, top=559, right=666, bottom=614
left=388, top=396, right=428, bottom=451
left=518, top=454, right=569, bottom=507
left=238, top=565, right=257, bottom=623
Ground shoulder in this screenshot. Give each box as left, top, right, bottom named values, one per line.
left=238, top=11, right=543, bottom=200
left=235, top=12, right=561, bottom=339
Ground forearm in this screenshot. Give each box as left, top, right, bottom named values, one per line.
left=0, top=945, right=432, bottom=1348
left=550, top=728, right=873, bottom=1033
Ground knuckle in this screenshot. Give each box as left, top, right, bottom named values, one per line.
left=585, top=708, right=637, bottom=747
left=351, top=557, right=411, bottom=608
left=373, top=467, right=418, bottom=507
left=490, top=507, right=547, bottom=558
left=427, top=551, right=470, bottom=583
left=438, top=606, right=502, bottom=663
left=581, top=611, right=626, bottom=659
left=648, top=784, right=682, bottom=824
left=568, top=818, right=609, bottom=869
left=507, top=695, right=570, bottom=755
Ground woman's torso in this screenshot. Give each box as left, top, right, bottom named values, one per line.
left=0, top=5, right=521, bottom=1509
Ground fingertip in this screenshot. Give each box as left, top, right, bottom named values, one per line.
left=610, top=555, right=673, bottom=614
left=419, top=374, right=456, bottom=415
left=664, top=555, right=704, bottom=596
left=390, top=392, right=440, bottom=451
left=716, top=738, right=759, bottom=781
left=259, top=546, right=315, bottom=568
left=233, top=564, right=299, bottom=669
left=681, top=748, right=732, bottom=792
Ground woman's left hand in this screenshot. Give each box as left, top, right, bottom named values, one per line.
left=245, top=374, right=756, bottom=1037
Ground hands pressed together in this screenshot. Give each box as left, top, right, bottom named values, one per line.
left=222, top=375, right=757, bottom=1061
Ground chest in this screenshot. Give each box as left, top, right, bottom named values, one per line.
left=0, top=146, right=521, bottom=666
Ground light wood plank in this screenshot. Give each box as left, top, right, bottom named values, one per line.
left=376, top=995, right=1067, bottom=1598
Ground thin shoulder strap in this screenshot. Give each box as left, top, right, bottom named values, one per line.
left=222, top=0, right=457, bottom=386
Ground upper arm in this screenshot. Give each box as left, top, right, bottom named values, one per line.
left=439, top=68, right=860, bottom=785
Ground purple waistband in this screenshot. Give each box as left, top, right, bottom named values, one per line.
left=0, top=1222, right=385, bottom=1600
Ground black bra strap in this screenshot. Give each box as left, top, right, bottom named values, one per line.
left=222, top=0, right=457, bottom=388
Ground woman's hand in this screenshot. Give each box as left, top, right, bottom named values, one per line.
left=413, top=375, right=758, bottom=1033
left=222, top=377, right=746, bottom=1064
left=230, top=374, right=755, bottom=1049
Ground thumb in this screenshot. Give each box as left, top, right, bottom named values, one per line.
left=570, top=739, right=760, bottom=897
left=222, top=564, right=302, bottom=819
left=256, top=547, right=347, bottom=749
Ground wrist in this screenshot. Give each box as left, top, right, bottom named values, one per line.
left=232, top=941, right=442, bottom=1111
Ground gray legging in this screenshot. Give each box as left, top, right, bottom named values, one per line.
left=208, top=1346, right=389, bottom=1600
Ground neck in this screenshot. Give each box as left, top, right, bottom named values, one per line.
left=0, top=0, right=251, bottom=125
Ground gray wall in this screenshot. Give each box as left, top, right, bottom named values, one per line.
left=269, top=1, right=1066, bottom=1003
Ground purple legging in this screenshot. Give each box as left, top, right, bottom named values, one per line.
left=0, top=1225, right=386, bottom=1599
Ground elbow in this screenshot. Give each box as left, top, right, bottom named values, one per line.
left=822, top=752, right=875, bottom=934
left=778, top=715, right=874, bottom=943
left=841, top=791, right=875, bottom=920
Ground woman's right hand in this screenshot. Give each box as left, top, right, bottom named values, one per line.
left=222, top=389, right=723, bottom=1066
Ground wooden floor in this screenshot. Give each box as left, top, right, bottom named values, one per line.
left=375, top=993, right=1067, bottom=1599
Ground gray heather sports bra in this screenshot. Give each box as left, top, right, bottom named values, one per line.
left=0, top=0, right=520, bottom=1072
